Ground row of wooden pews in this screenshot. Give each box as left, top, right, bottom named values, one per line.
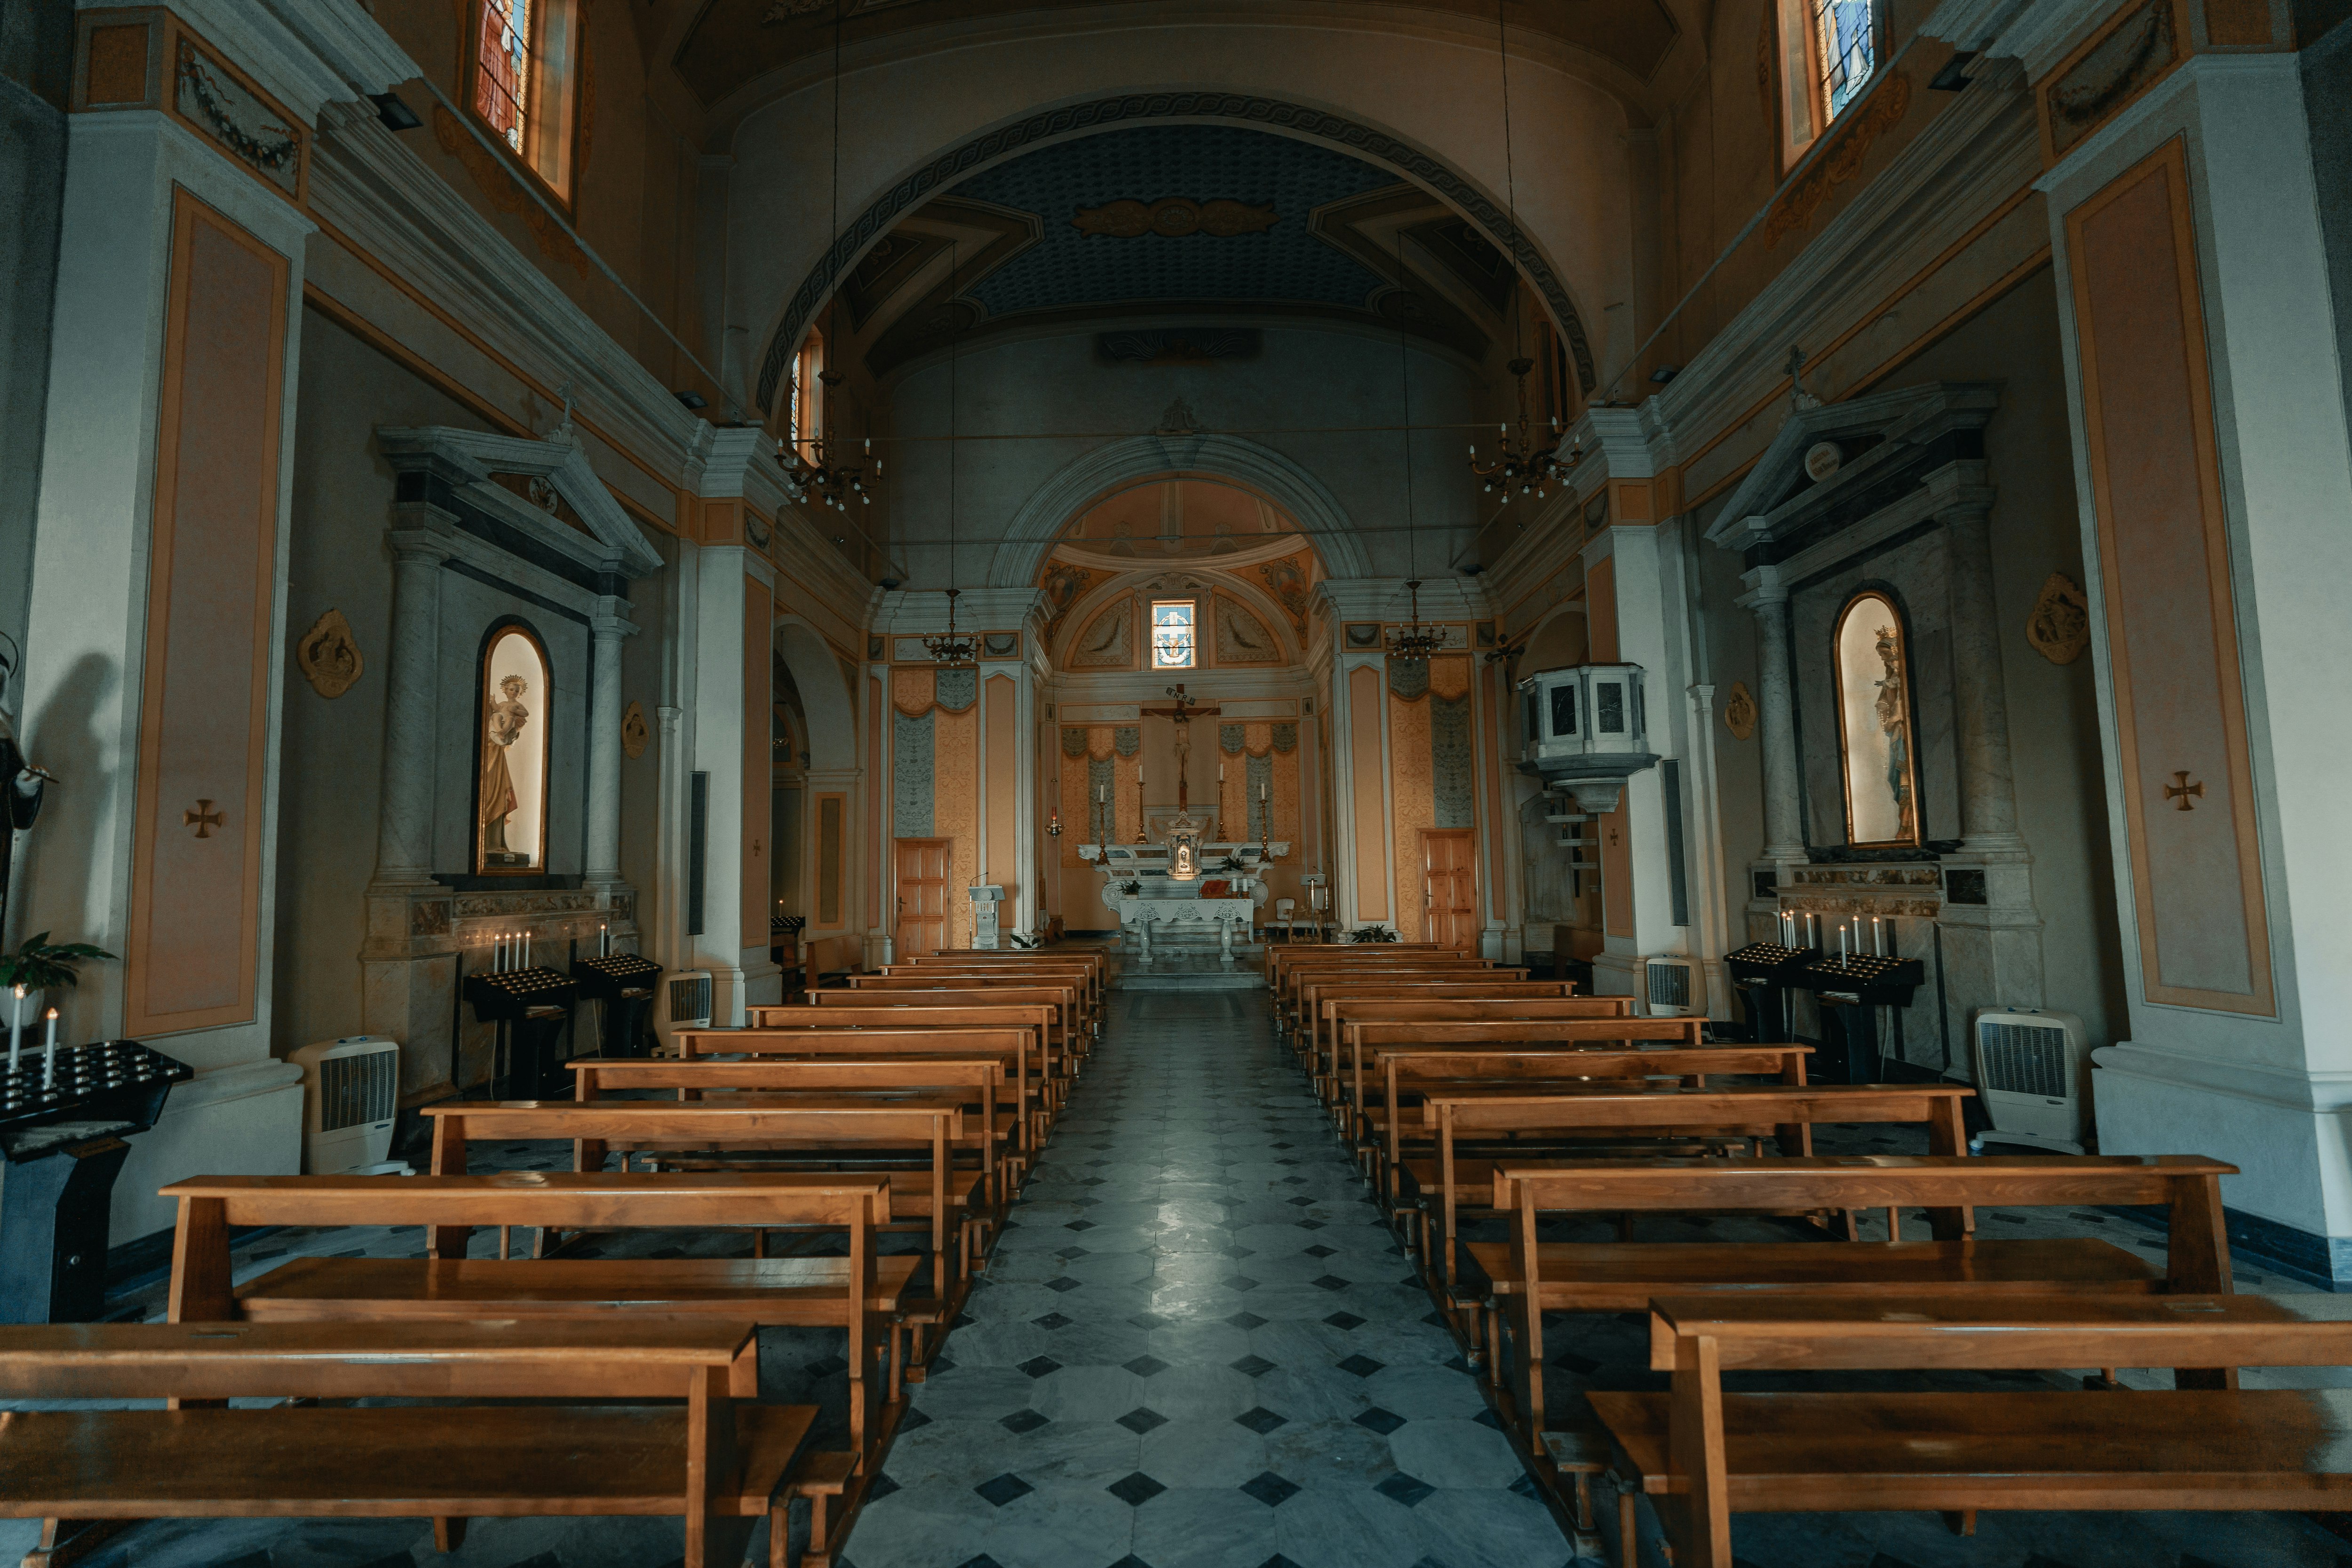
left=0, top=947, right=1103, bottom=1568
left=1262, top=940, right=2339, bottom=1568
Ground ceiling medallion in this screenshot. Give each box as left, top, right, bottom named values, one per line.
left=1072, top=198, right=1279, bottom=239
left=923, top=588, right=976, bottom=668
left=1391, top=580, right=1445, bottom=663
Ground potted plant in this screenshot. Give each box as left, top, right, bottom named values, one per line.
left=0, top=932, right=116, bottom=1034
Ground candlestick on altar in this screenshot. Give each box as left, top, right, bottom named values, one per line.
left=41, top=1008, right=56, bottom=1088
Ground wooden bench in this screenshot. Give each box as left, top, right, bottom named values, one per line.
left=0, top=1320, right=818, bottom=1568
left=825, top=982, right=1083, bottom=1062
left=903, top=947, right=1106, bottom=1015
left=424, top=1100, right=978, bottom=1308
left=883, top=963, right=1103, bottom=1035
left=1277, top=960, right=1499, bottom=1036
left=742, top=1006, right=1063, bottom=1121
left=1266, top=947, right=1481, bottom=1018
left=689, top=1024, right=1052, bottom=1157
left=1373, top=1043, right=1810, bottom=1213
left=160, top=1171, right=897, bottom=1454
left=1268, top=941, right=1471, bottom=983
left=1318, top=997, right=1632, bottom=1117
left=1596, top=1288, right=2313, bottom=1568
left=1415, top=1082, right=1974, bottom=1303
left=572, top=1054, right=1013, bottom=1222
left=1485, top=1152, right=2236, bottom=1453
left=772, top=998, right=1075, bottom=1089
left=1298, top=984, right=1589, bottom=1086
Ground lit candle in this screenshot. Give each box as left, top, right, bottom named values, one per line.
left=42, top=1009, right=56, bottom=1089
left=1838, top=923, right=1848, bottom=964
left=601, top=922, right=609, bottom=958
left=523, top=930, right=532, bottom=970
left=7, top=985, right=20, bottom=1074
left=1873, top=917, right=1884, bottom=957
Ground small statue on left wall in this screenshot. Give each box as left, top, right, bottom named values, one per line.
left=0, top=634, right=55, bottom=942
left=480, top=673, right=532, bottom=864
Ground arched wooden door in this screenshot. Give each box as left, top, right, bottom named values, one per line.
left=894, top=837, right=949, bottom=957
left=1421, top=828, right=1479, bottom=948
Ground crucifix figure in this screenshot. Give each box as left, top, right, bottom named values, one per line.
left=1785, top=344, right=1820, bottom=411
left=1137, top=682, right=1221, bottom=816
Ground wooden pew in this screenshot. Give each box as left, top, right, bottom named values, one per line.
left=1277, top=960, right=1498, bottom=1036
left=0, top=1320, right=818, bottom=1568
left=1485, top=1152, right=2237, bottom=1454
left=1314, top=994, right=1625, bottom=1112
left=889, top=959, right=1104, bottom=1030
left=809, top=989, right=1082, bottom=1076
left=743, top=1006, right=1062, bottom=1123
left=573, top=1054, right=1012, bottom=1224
left=160, top=1171, right=896, bottom=1456
left=1599, top=1287, right=2310, bottom=1568
left=902, top=947, right=1107, bottom=1014
left=873, top=968, right=1101, bottom=1043
left=1267, top=941, right=1471, bottom=984
left=1416, top=1081, right=1974, bottom=1301
left=1374, top=1042, right=1808, bottom=1213
left=693, top=1023, right=1052, bottom=1155
left=1300, top=983, right=1588, bottom=1087
left=424, top=1100, right=977, bottom=1309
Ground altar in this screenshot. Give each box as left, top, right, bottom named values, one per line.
left=1080, top=833, right=1289, bottom=964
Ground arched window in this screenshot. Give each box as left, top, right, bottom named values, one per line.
left=469, top=0, right=584, bottom=200
left=788, top=328, right=826, bottom=466
left=1775, top=0, right=1880, bottom=167
left=476, top=623, right=553, bottom=874
left=1833, top=591, right=1918, bottom=847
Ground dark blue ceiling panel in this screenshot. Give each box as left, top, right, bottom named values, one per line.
left=947, top=125, right=1399, bottom=317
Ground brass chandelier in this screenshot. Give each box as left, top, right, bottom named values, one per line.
left=1392, top=579, right=1446, bottom=662
left=779, top=5, right=881, bottom=515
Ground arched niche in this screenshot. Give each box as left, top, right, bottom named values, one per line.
left=473, top=620, right=554, bottom=876
left=1832, top=589, right=1922, bottom=849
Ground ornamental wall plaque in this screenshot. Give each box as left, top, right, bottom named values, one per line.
left=1073, top=198, right=1279, bottom=239
left=295, top=608, right=362, bottom=698
left=621, top=700, right=651, bottom=759
left=1723, top=680, right=1757, bottom=740
left=2026, top=573, right=2091, bottom=665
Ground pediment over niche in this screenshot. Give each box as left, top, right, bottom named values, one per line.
left=1705, top=382, right=2001, bottom=559
left=377, top=424, right=665, bottom=580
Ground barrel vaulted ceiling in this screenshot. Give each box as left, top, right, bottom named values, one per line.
left=820, top=123, right=1534, bottom=382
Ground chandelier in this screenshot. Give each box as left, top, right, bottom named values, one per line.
left=1391, top=579, right=1445, bottom=663
left=1463, top=1, right=1582, bottom=508
left=1469, top=357, right=1579, bottom=504
left=778, top=7, right=880, bottom=515
left=923, top=587, right=975, bottom=666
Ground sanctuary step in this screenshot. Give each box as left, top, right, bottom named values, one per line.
left=1112, top=947, right=1268, bottom=991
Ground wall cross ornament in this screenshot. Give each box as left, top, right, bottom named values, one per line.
left=1722, top=680, right=1757, bottom=741
left=183, top=800, right=224, bottom=839
left=2164, top=771, right=2205, bottom=812
left=294, top=608, right=363, bottom=699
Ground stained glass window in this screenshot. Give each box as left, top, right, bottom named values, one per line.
left=1814, top=0, right=1876, bottom=122
left=1151, top=601, right=1196, bottom=669
left=470, top=0, right=583, bottom=200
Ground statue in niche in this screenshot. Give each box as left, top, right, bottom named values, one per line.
left=480, top=673, right=532, bottom=865
left=1834, top=591, right=1919, bottom=847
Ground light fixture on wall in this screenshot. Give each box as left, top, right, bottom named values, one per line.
left=923, top=240, right=976, bottom=668
left=778, top=4, right=882, bottom=515
left=1463, top=0, right=1574, bottom=506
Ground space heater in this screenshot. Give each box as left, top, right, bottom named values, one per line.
left=1969, top=1008, right=2090, bottom=1154
left=288, top=1036, right=400, bottom=1174
left=654, top=969, right=715, bottom=1052
left=1642, top=955, right=1699, bottom=1018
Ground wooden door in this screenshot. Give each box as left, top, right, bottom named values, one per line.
left=1422, top=829, right=1479, bottom=947
left=894, top=837, right=950, bottom=957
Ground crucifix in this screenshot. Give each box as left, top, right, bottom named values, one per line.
left=1785, top=343, right=1820, bottom=411
left=1137, top=683, right=1221, bottom=816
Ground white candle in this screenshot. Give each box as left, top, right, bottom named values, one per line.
left=1219, top=764, right=1225, bottom=781
left=42, top=1009, right=56, bottom=1088
left=601, top=922, right=609, bottom=958
left=523, top=931, right=531, bottom=970
left=7, top=985, right=20, bottom=1074
left=1873, top=917, right=1884, bottom=957
left=1838, top=924, right=1848, bottom=963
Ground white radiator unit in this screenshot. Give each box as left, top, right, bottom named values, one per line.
left=655, top=969, right=715, bottom=1051
left=1970, top=1008, right=2090, bottom=1154
left=288, top=1036, right=400, bottom=1174
left=1642, top=955, right=1698, bottom=1018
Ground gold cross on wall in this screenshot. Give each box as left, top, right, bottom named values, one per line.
left=183, top=799, right=224, bottom=838
left=2164, top=771, right=2205, bottom=812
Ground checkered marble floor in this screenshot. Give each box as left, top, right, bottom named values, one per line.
left=842, top=988, right=1567, bottom=1568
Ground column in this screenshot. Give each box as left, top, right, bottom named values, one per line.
left=583, top=597, right=636, bottom=891
left=371, top=523, right=453, bottom=888
left=1736, top=566, right=1806, bottom=863
left=1934, top=475, right=2024, bottom=853
left=1585, top=526, right=1682, bottom=1003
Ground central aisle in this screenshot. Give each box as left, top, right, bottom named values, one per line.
left=846, top=989, right=1575, bottom=1568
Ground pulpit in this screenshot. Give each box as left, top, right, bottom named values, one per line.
left=968, top=884, right=1006, bottom=950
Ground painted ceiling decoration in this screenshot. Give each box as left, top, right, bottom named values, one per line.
left=683, top=1, right=1682, bottom=110
left=1072, top=197, right=1279, bottom=239
left=756, top=93, right=1597, bottom=412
